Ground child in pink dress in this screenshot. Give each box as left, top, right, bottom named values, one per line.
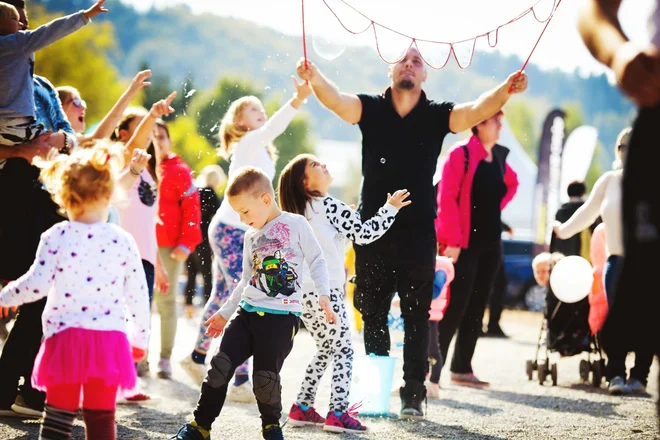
left=0, top=141, right=150, bottom=440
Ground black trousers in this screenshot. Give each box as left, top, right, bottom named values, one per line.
left=194, top=309, right=299, bottom=428
left=607, top=106, right=660, bottom=419
left=185, top=242, right=213, bottom=306
left=485, top=249, right=507, bottom=331
left=0, top=159, right=64, bottom=411
left=438, top=240, right=502, bottom=374
left=353, top=223, right=436, bottom=385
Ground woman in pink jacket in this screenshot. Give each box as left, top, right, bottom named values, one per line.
left=435, top=110, right=518, bottom=386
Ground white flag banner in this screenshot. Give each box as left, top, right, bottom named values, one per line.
left=559, top=126, right=598, bottom=203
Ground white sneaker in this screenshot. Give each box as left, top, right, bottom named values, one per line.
left=426, top=381, right=440, bottom=400
left=608, top=376, right=631, bottom=395
left=228, top=380, right=256, bottom=403
left=625, top=378, right=646, bottom=394
left=180, top=355, right=208, bottom=386
left=157, top=358, right=172, bottom=379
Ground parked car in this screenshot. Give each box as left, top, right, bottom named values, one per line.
left=501, top=238, right=545, bottom=311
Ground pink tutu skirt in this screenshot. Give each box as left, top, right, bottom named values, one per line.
left=32, top=328, right=137, bottom=392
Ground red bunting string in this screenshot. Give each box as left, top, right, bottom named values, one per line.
left=301, top=0, right=561, bottom=71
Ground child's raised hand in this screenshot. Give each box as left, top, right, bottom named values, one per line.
left=292, top=76, right=313, bottom=101
left=319, top=295, right=337, bottom=324
left=129, top=148, right=151, bottom=175
left=84, top=0, right=108, bottom=20
left=129, top=70, right=152, bottom=94
left=150, top=91, right=177, bottom=119
left=205, top=312, right=228, bottom=338
left=387, top=189, right=412, bottom=210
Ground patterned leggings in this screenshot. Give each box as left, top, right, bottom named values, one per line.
left=194, top=219, right=248, bottom=376
left=297, top=288, right=354, bottom=412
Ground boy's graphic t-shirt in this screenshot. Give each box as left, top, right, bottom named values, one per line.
left=219, top=212, right=330, bottom=319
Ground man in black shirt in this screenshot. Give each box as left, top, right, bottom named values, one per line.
left=550, top=181, right=599, bottom=257
left=296, top=48, right=528, bottom=419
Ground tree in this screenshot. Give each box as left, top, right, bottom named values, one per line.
left=30, top=5, right=126, bottom=125
left=166, top=115, right=219, bottom=175
left=263, top=97, right=314, bottom=183
left=188, top=77, right=262, bottom=147
left=139, top=61, right=174, bottom=112
left=504, top=100, right=538, bottom=161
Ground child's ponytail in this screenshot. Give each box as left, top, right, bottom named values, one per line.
left=278, top=154, right=317, bottom=217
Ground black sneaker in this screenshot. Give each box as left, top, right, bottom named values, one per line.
left=262, top=424, right=285, bottom=440
left=171, top=422, right=210, bottom=440
left=483, top=325, right=508, bottom=339
left=399, top=381, right=426, bottom=420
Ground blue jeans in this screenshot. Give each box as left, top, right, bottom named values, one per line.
left=603, top=255, right=623, bottom=306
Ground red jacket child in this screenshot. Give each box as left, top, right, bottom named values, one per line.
left=156, top=153, right=202, bottom=254
left=435, top=135, right=519, bottom=249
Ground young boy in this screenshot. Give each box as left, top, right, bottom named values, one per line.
left=173, top=166, right=336, bottom=440
left=0, top=0, right=107, bottom=156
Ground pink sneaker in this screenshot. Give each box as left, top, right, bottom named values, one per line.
left=287, top=403, right=325, bottom=427
left=323, top=404, right=368, bottom=434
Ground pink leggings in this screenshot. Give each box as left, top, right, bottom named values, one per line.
left=46, top=377, right=118, bottom=411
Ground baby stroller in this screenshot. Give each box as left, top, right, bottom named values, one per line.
left=525, top=285, right=605, bottom=387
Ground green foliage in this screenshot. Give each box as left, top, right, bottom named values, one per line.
left=504, top=100, right=538, bottom=161
left=563, top=101, right=587, bottom=137
left=30, top=5, right=126, bottom=124
left=166, top=115, right=219, bottom=175
left=188, top=77, right=263, bottom=147
left=585, top=141, right=606, bottom=190
left=263, top=97, right=314, bottom=183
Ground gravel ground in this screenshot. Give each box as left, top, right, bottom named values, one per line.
left=0, top=309, right=657, bottom=439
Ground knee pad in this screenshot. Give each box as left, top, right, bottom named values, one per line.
left=205, top=352, right=232, bottom=388
left=252, top=370, right=281, bottom=406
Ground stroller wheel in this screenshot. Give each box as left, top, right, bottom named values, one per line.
left=526, top=360, right=534, bottom=380
left=579, top=359, right=591, bottom=382
left=592, top=360, right=604, bottom=388
left=551, top=363, right=558, bottom=386
left=538, top=361, right=548, bottom=385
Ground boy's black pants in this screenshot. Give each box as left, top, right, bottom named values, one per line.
left=193, top=308, right=299, bottom=429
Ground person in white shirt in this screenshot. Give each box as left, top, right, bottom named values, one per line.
left=278, top=154, right=410, bottom=433
left=180, top=77, right=312, bottom=402
left=554, top=128, right=653, bottom=395
left=0, top=141, right=150, bottom=440
left=172, top=166, right=335, bottom=440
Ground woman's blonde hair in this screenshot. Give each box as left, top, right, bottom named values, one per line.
left=218, top=96, right=277, bottom=163
left=55, top=86, right=79, bottom=107
left=37, top=140, right=125, bottom=216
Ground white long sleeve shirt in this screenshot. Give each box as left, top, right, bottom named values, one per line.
left=556, top=170, right=623, bottom=257
left=302, top=196, right=398, bottom=290
left=219, top=212, right=330, bottom=319
left=0, top=222, right=151, bottom=349
left=214, top=102, right=298, bottom=229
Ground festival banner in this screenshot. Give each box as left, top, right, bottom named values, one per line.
left=533, top=109, right=566, bottom=247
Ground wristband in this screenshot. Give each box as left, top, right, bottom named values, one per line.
left=129, top=166, right=141, bottom=176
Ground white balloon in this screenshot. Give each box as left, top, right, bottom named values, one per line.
left=550, top=256, right=593, bottom=303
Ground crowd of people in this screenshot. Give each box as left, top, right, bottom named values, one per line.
left=0, top=0, right=658, bottom=439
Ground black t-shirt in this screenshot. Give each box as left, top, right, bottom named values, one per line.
left=469, top=159, right=507, bottom=247
left=199, top=187, right=221, bottom=242
left=357, top=88, right=454, bottom=230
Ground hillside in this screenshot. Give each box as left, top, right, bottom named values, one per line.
left=38, top=0, right=636, bottom=164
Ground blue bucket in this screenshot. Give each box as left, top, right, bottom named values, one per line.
left=350, top=354, right=396, bottom=416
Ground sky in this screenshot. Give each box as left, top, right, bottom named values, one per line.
left=123, top=0, right=654, bottom=77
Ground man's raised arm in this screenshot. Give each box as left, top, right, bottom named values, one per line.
left=449, top=71, right=528, bottom=134
left=296, top=59, right=362, bottom=125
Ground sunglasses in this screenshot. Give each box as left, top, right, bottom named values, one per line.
left=70, top=97, right=87, bottom=109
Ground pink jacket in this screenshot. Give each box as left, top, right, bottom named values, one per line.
left=588, top=223, right=608, bottom=334
left=436, top=135, right=519, bottom=249
left=429, top=256, right=455, bottom=321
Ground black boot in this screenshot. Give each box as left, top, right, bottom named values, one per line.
left=399, top=381, right=426, bottom=420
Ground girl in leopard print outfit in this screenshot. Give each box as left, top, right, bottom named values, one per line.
left=278, top=154, right=411, bottom=433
